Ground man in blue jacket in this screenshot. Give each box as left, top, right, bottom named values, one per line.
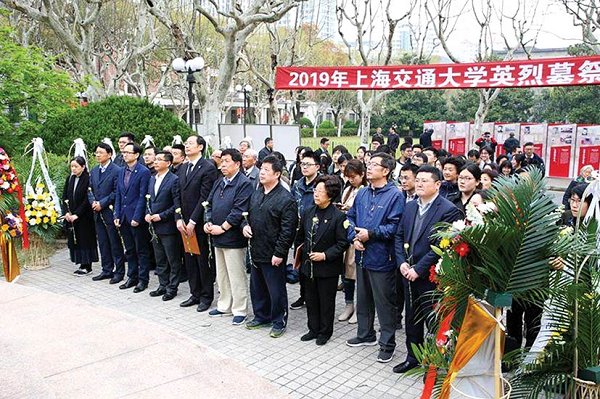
left=393, top=165, right=462, bottom=374
left=203, top=149, right=254, bottom=326
left=88, top=142, right=125, bottom=284
left=346, top=152, right=404, bottom=364
left=145, top=151, right=182, bottom=301
left=114, top=143, right=152, bottom=293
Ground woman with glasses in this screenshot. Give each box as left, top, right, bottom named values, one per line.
left=448, top=163, right=482, bottom=216
left=561, top=183, right=593, bottom=227
left=63, top=156, right=99, bottom=275
left=562, top=165, right=594, bottom=211
left=296, top=175, right=348, bottom=346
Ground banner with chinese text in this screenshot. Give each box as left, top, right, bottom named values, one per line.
left=547, top=124, right=576, bottom=178
left=275, top=56, right=600, bottom=90
left=575, top=125, right=600, bottom=173
left=445, top=122, right=470, bottom=156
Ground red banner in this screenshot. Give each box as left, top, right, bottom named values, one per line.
left=579, top=146, right=600, bottom=171
left=275, top=56, right=600, bottom=90
left=549, top=145, right=573, bottom=178
left=448, top=138, right=466, bottom=155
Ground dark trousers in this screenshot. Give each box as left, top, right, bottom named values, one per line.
left=302, top=274, right=338, bottom=339
left=404, top=279, right=435, bottom=363
left=356, top=266, right=397, bottom=351
left=120, top=222, right=151, bottom=283
left=395, top=269, right=405, bottom=321
left=95, top=215, right=125, bottom=277
left=183, top=233, right=214, bottom=305
left=250, top=262, right=288, bottom=329
left=506, top=301, right=543, bottom=350
left=153, top=233, right=183, bottom=294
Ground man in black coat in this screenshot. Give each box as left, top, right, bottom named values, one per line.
left=242, top=155, right=298, bottom=338
left=419, top=128, right=433, bottom=148
left=113, top=132, right=135, bottom=167
left=88, top=143, right=125, bottom=283
left=393, top=165, right=462, bottom=374
left=145, top=151, right=182, bottom=301
left=175, top=136, right=219, bottom=311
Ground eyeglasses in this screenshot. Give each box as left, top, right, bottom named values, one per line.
left=458, top=176, right=475, bottom=181
left=155, top=158, right=168, bottom=162
left=366, top=162, right=384, bottom=168
left=569, top=197, right=581, bottom=204
left=300, top=162, right=317, bottom=167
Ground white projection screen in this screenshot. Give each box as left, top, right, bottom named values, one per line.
left=218, top=124, right=300, bottom=161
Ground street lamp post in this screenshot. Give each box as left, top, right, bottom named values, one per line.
left=172, top=56, right=205, bottom=131
left=235, top=84, right=253, bottom=135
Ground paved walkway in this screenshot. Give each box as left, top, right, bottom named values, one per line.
left=7, top=248, right=423, bottom=399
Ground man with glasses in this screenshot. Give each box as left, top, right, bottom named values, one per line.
left=176, top=136, right=219, bottom=312
left=393, top=165, right=462, bottom=373
left=145, top=151, right=182, bottom=301
left=290, top=151, right=321, bottom=310
left=204, top=149, right=254, bottom=326
left=346, top=153, right=404, bottom=364
left=114, top=132, right=135, bottom=167
left=89, top=142, right=125, bottom=284
left=114, top=143, right=152, bottom=293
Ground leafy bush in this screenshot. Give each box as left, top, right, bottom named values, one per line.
left=12, top=151, right=70, bottom=199
left=298, top=117, right=313, bottom=128
left=39, top=96, right=193, bottom=154
left=318, top=120, right=335, bottom=129
left=343, top=120, right=357, bottom=129
left=300, top=128, right=358, bottom=138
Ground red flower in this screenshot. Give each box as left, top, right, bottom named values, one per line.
left=454, top=242, right=470, bottom=258
left=429, top=265, right=438, bottom=284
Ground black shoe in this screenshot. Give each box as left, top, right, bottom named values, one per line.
left=119, top=278, right=138, bottom=289
left=109, top=276, right=123, bottom=284
left=133, top=282, right=147, bottom=293
left=301, top=331, right=318, bottom=341
left=92, top=272, right=113, bottom=281
left=180, top=297, right=200, bottom=308
left=316, top=336, right=329, bottom=346
left=149, top=288, right=166, bottom=297
left=392, top=360, right=418, bottom=374
left=162, top=292, right=176, bottom=301
left=196, top=302, right=211, bottom=312
left=290, top=298, right=305, bottom=310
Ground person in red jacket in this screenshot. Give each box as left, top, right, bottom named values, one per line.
left=475, top=131, right=498, bottom=154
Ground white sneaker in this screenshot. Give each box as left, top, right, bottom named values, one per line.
left=338, top=304, right=354, bottom=322
left=348, top=312, right=357, bottom=324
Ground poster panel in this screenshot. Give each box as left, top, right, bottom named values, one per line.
left=494, top=123, right=520, bottom=157
left=445, top=122, right=470, bottom=156
left=423, top=121, right=446, bottom=150
left=469, top=122, right=495, bottom=149
left=575, top=125, right=600, bottom=174
left=547, top=123, right=577, bottom=178
left=520, top=123, right=547, bottom=161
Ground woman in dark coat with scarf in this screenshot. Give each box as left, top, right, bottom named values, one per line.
left=296, top=175, right=349, bottom=346
left=62, top=156, right=98, bottom=275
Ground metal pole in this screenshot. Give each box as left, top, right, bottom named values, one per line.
left=187, top=69, right=196, bottom=130
left=242, top=89, right=247, bottom=137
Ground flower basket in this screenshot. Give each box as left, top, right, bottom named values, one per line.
left=573, top=377, right=600, bottom=399
left=21, top=233, right=52, bottom=270
left=450, top=377, right=512, bottom=399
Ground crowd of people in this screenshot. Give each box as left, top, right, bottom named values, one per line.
left=61, top=128, right=593, bottom=375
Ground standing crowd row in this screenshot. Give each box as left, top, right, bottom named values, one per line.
left=62, top=130, right=579, bottom=374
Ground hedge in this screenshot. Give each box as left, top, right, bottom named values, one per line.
left=39, top=96, right=193, bottom=154
left=300, top=128, right=359, bottom=138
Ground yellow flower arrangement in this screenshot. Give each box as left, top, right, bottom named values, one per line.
left=24, top=182, right=60, bottom=239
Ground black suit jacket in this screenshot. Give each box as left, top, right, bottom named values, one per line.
left=296, top=204, right=349, bottom=278
left=395, top=195, right=462, bottom=288
left=175, top=158, right=218, bottom=233
left=147, top=171, right=181, bottom=235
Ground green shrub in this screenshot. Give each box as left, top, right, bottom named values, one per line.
left=343, top=120, right=357, bottom=129
left=12, top=151, right=70, bottom=199
left=298, top=117, right=313, bottom=128
left=318, top=120, right=335, bottom=129
left=300, top=128, right=358, bottom=138
left=39, top=96, right=193, bottom=154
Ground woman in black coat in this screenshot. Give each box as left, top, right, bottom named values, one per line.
left=62, top=156, right=98, bottom=275
left=296, top=175, right=349, bottom=345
